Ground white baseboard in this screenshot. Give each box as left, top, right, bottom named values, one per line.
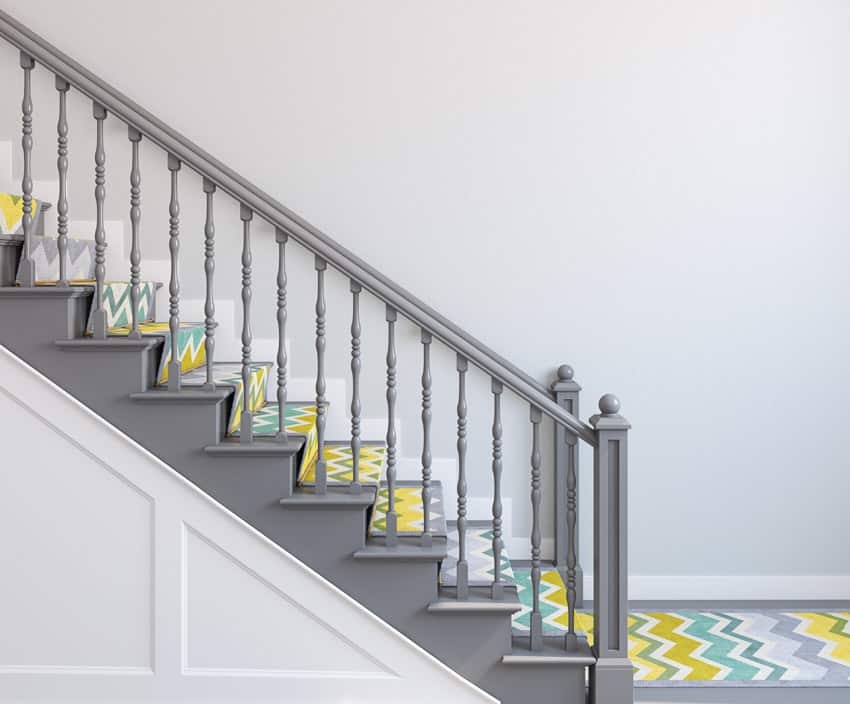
left=625, top=574, right=850, bottom=601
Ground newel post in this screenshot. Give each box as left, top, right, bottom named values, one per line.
left=551, top=364, right=583, bottom=607
left=589, top=393, right=632, bottom=704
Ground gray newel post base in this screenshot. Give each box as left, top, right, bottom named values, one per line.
left=589, top=393, right=632, bottom=704
left=551, top=364, right=583, bottom=607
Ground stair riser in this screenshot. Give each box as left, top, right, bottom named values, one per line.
left=482, top=663, right=586, bottom=704
left=0, top=289, right=91, bottom=348
left=272, top=507, right=370, bottom=562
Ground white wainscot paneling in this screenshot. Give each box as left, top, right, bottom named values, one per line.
left=0, top=346, right=495, bottom=704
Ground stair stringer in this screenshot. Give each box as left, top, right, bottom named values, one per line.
left=0, top=345, right=497, bottom=704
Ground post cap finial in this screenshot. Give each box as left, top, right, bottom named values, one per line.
left=557, top=364, right=574, bottom=381
left=599, top=393, right=621, bottom=416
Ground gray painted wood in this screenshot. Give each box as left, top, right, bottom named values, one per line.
left=91, top=102, right=107, bottom=339
left=202, top=179, right=217, bottom=388
left=420, top=329, right=432, bottom=547
left=275, top=228, right=288, bottom=440
left=529, top=404, right=543, bottom=651
left=491, top=378, right=504, bottom=600
left=349, top=280, right=362, bottom=492
left=127, top=126, right=142, bottom=340
left=17, top=51, right=35, bottom=288
left=552, top=364, right=584, bottom=609
left=456, top=353, right=469, bottom=599
left=239, top=204, right=253, bottom=443
left=55, top=76, right=70, bottom=288
left=0, top=9, right=594, bottom=445
left=385, top=304, right=399, bottom=546
left=314, top=255, right=327, bottom=492
left=589, top=394, right=632, bottom=704
left=166, top=154, right=181, bottom=390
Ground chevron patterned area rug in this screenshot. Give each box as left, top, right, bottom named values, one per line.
left=512, top=568, right=850, bottom=686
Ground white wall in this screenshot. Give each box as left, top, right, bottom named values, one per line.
left=0, top=0, right=848, bottom=597
left=0, top=345, right=495, bottom=703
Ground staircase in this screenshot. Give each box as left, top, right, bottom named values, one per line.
left=0, top=9, right=632, bottom=704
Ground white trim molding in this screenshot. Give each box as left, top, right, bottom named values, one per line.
left=0, top=345, right=495, bottom=704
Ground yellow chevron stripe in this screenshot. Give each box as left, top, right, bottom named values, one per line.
left=795, top=613, right=850, bottom=666
left=649, top=612, right=722, bottom=680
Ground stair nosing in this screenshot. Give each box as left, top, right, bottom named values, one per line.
left=204, top=437, right=304, bottom=456
left=56, top=338, right=161, bottom=351
left=279, top=487, right=377, bottom=510
left=130, top=389, right=233, bottom=403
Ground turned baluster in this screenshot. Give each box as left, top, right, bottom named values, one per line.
left=55, top=77, right=70, bottom=288
left=128, top=127, right=142, bottom=339
left=202, top=179, right=217, bottom=387
left=530, top=405, right=543, bottom=651
left=456, top=354, right=469, bottom=599
left=18, top=52, right=35, bottom=288
left=314, top=256, right=327, bottom=491
left=239, top=204, right=253, bottom=442
left=491, top=378, right=504, bottom=600
left=420, top=330, right=433, bottom=547
left=385, top=305, right=399, bottom=546
left=91, top=103, right=108, bottom=338
left=166, top=154, right=181, bottom=388
left=350, top=280, right=362, bottom=492
left=276, top=228, right=288, bottom=440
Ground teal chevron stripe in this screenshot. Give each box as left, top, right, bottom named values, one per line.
left=682, top=613, right=762, bottom=681
left=716, top=612, right=786, bottom=680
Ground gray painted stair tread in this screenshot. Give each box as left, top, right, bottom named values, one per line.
left=130, top=388, right=233, bottom=403
left=428, top=587, right=522, bottom=613
left=204, top=436, right=303, bottom=456
left=353, top=536, right=447, bottom=561
left=503, top=638, right=595, bottom=666
left=0, top=286, right=91, bottom=298
left=56, top=337, right=161, bottom=351
left=279, top=486, right=377, bottom=509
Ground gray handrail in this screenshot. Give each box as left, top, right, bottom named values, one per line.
left=0, top=8, right=597, bottom=446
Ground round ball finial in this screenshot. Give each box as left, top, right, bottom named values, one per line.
left=557, top=364, right=574, bottom=381
left=599, top=393, right=621, bottom=415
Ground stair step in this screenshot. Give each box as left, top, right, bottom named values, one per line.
left=178, top=361, right=272, bottom=434
left=279, top=485, right=377, bottom=509
left=368, top=479, right=447, bottom=538
left=428, top=587, right=522, bottom=614
left=442, top=519, right=516, bottom=588
left=352, top=536, right=448, bottom=561
left=299, top=441, right=386, bottom=488
left=105, top=320, right=205, bottom=384
left=503, top=637, right=595, bottom=666
left=204, top=436, right=303, bottom=457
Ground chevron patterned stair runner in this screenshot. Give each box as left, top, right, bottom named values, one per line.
left=298, top=443, right=387, bottom=487
left=86, top=281, right=156, bottom=331
left=19, top=235, right=95, bottom=284
left=180, top=362, right=271, bottom=434
left=106, top=321, right=206, bottom=383
left=441, top=521, right=515, bottom=587
left=1, top=193, right=49, bottom=236
left=368, top=480, right=446, bottom=537
left=508, top=567, right=850, bottom=686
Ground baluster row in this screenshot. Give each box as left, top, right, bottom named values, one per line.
left=9, top=58, right=618, bottom=664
